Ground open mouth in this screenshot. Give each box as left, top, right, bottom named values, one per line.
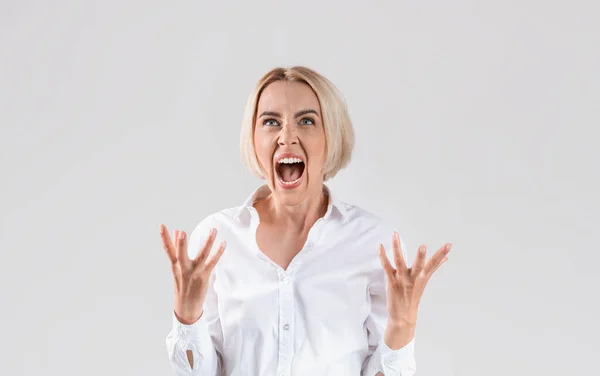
left=275, top=157, right=305, bottom=186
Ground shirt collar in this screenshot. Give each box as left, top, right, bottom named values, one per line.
left=235, top=184, right=348, bottom=223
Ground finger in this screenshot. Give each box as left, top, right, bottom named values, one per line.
left=428, top=255, right=449, bottom=277
left=425, top=243, right=451, bottom=276
left=378, top=244, right=396, bottom=280
left=412, top=245, right=427, bottom=275
left=194, top=228, right=218, bottom=264
left=392, top=232, right=408, bottom=274
left=173, top=229, right=180, bottom=257
left=160, top=224, right=177, bottom=264
left=176, top=230, right=189, bottom=264
left=204, top=240, right=227, bottom=272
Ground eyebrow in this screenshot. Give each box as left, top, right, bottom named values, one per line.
left=258, top=109, right=319, bottom=118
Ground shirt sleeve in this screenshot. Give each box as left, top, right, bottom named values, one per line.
left=362, top=231, right=417, bottom=376
left=165, top=216, right=224, bottom=375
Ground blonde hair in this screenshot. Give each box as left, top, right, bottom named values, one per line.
left=240, top=66, right=355, bottom=181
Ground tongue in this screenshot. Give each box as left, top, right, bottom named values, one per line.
left=280, top=164, right=302, bottom=182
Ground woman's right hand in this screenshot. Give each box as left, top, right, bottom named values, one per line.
left=160, top=224, right=226, bottom=325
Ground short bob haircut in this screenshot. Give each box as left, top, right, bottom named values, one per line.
left=240, top=66, right=355, bottom=181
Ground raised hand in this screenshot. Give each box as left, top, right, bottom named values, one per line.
left=160, top=224, right=226, bottom=325
left=378, top=232, right=451, bottom=348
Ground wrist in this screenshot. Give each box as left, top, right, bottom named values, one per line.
left=174, top=309, right=203, bottom=325
left=174, top=298, right=203, bottom=325
left=384, top=323, right=415, bottom=350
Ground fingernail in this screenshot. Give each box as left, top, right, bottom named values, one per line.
left=210, top=228, right=216, bottom=236
left=179, top=232, right=185, bottom=240
left=446, top=243, right=452, bottom=251
left=419, top=246, right=426, bottom=253
left=159, top=224, right=163, bottom=233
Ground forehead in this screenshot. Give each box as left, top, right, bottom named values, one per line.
left=257, top=81, right=321, bottom=113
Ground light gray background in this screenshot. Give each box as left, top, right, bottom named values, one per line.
left=1, top=1, right=598, bottom=375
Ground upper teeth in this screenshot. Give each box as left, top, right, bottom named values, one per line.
left=278, top=157, right=303, bottom=164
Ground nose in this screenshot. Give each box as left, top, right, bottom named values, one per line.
left=278, top=124, right=298, bottom=146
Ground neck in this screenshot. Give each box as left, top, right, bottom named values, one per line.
left=261, top=185, right=328, bottom=231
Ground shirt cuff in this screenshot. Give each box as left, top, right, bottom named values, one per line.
left=171, top=311, right=214, bottom=352
left=379, top=337, right=417, bottom=375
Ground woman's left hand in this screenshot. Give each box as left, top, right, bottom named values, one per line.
left=378, top=232, right=452, bottom=348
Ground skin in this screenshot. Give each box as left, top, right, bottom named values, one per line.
left=159, top=80, right=452, bottom=371
left=252, top=80, right=329, bottom=270
left=379, top=233, right=452, bottom=351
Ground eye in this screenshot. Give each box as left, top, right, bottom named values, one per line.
left=299, top=117, right=315, bottom=126
left=263, top=119, right=280, bottom=127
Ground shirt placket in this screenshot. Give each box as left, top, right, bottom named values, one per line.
left=276, top=270, right=295, bottom=376
left=275, top=219, right=323, bottom=376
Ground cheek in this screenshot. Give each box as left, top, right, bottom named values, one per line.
left=315, top=131, right=327, bottom=159
left=307, top=135, right=327, bottom=171
left=253, top=134, right=275, bottom=170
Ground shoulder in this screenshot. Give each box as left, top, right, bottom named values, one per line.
left=185, top=205, right=244, bottom=259
left=336, top=200, right=408, bottom=257
left=189, top=204, right=245, bottom=236
left=339, top=200, right=397, bottom=235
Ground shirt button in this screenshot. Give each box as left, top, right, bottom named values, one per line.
left=283, top=324, right=290, bottom=330
left=283, top=277, right=290, bottom=284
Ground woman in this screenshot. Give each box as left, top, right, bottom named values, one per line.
left=160, top=66, right=451, bottom=376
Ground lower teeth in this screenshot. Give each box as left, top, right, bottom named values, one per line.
left=280, top=176, right=302, bottom=185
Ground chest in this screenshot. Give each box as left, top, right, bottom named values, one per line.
left=254, top=223, right=310, bottom=270
left=213, top=224, right=381, bottom=325
left=213, top=239, right=376, bottom=341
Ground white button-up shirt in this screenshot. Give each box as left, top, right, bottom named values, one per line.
left=166, top=185, right=417, bottom=375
